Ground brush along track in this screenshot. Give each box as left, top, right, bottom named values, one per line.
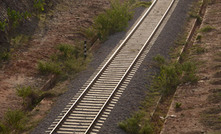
left=47, top=0, right=175, bottom=133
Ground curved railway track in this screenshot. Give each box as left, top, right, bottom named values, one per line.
left=47, top=0, right=175, bottom=133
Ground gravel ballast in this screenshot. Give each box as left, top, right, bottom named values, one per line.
left=31, top=0, right=197, bottom=133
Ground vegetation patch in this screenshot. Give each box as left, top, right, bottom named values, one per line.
left=119, top=112, right=153, bottom=134
left=83, top=0, right=151, bottom=41
left=0, top=50, right=10, bottom=62
left=16, top=86, right=43, bottom=110
left=34, top=0, right=46, bottom=12
left=199, top=25, right=214, bottom=33
left=0, top=109, right=28, bottom=133
left=38, top=43, right=91, bottom=77
left=119, top=55, right=198, bottom=133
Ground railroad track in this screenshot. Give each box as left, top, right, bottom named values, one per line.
left=47, top=0, right=175, bottom=133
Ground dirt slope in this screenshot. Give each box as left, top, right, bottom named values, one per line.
left=0, top=0, right=109, bottom=119
left=161, top=1, right=221, bottom=133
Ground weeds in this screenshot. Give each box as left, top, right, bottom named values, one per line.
left=0, top=110, right=28, bottom=133
left=153, top=54, right=166, bottom=66
left=16, top=86, right=43, bottom=110
left=175, top=102, right=182, bottom=109
left=182, top=61, right=198, bottom=84
left=0, top=122, right=8, bottom=134
left=196, top=34, right=202, bottom=42
left=38, top=61, right=62, bottom=75
left=189, top=12, right=202, bottom=23
left=7, top=8, right=31, bottom=28
left=199, top=25, right=214, bottom=33
left=34, top=0, right=46, bottom=12
left=16, top=86, right=33, bottom=99
left=38, top=43, right=90, bottom=77
left=11, top=34, right=30, bottom=48
left=5, top=110, right=26, bottom=131
left=119, top=55, right=198, bottom=133
left=119, top=111, right=153, bottom=134
left=94, top=0, right=133, bottom=40
left=0, top=50, right=10, bottom=62
left=0, top=19, right=7, bottom=32
left=84, top=0, right=151, bottom=41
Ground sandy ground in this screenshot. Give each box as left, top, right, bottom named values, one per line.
left=161, top=1, right=221, bottom=133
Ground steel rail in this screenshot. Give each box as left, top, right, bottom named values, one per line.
left=49, top=0, right=157, bottom=133
left=49, top=0, right=175, bottom=133
left=85, top=0, right=175, bottom=133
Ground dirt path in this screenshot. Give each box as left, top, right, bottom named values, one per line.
left=161, top=1, right=221, bottom=133
left=0, top=0, right=109, bottom=119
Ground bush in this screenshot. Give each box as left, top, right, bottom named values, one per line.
left=182, top=62, right=199, bottom=84
left=152, top=56, right=198, bottom=96
left=139, top=121, right=153, bottom=134
left=57, top=44, right=82, bottom=59
left=38, top=43, right=89, bottom=77
left=94, top=0, right=133, bottom=40
left=175, top=102, right=182, bottom=109
left=16, top=86, right=33, bottom=99
left=0, top=122, right=8, bottom=133
left=4, top=110, right=26, bottom=131
left=153, top=54, right=166, bottom=66
left=0, top=20, right=7, bottom=32
left=37, top=61, right=62, bottom=75
left=119, top=112, right=153, bottom=134
left=16, top=86, right=43, bottom=110
left=196, top=34, right=202, bottom=42
left=7, top=8, right=31, bottom=28
left=199, top=25, right=214, bottom=33
left=34, top=0, right=46, bottom=12
left=0, top=51, right=10, bottom=61
left=119, top=112, right=144, bottom=134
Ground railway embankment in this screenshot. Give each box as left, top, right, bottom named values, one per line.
left=161, top=0, right=221, bottom=133
left=111, top=0, right=221, bottom=133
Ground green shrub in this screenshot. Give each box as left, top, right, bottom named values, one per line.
left=152, top=56, right=198, bottom=95
left=182, top=62, right=198, bottom=84
left=16, top=86, right=33, bottom=99
left=196, top=34, right=202, bottom=42
left=57, top=44, right=82, bottom=59
left=4, top=110, right=26, bottom=131
left=119, top=112, right=153, bottom=134
left=175, top=102, right=182, bottom=109
left=0, top=51, right=10, bottom=61
left=7, top=8, right=31, bottom=28
left=119, top=112, right=144, bottom=134
left=139, top=121, right=153, bottom=134
left=16, top=86, right=43, bottom=110
left=152, top=60, right=183, bottom=95
left=0, top=122, right=8, bottom=133
left=153, top=54, right=165, bottom=66
left=199, top=25, right=214, bottom=33
left=38, top=43, right=89, bottom=76
left=7, top=8, right=22, bottom=28
left=0, top=20, right=7, bottom=31
left=34, top=0, right=46, bottom=12
left=37, top=61, right=61, bottom=75
left=94, top=0, right=133, bottom=40
left=64, top=58, right=85, bottom=73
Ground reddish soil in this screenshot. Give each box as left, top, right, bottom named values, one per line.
left=0, top=0, right=109, bottom=120
left=161, top=1, right=221, bottom=133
